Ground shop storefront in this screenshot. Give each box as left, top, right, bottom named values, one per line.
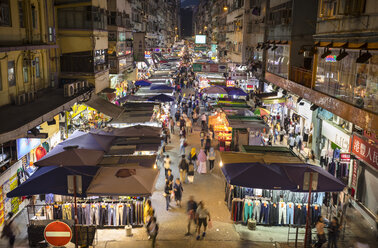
left=350, top=133, right=378, bottom=225
left=208, top=111, right=232, bottom=151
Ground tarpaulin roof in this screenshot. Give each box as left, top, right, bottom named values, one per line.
left=203, top=86, right=228, bottom=95
left=148, top=94, right=175, bottom=102
left=228, top=119, right=268, bottom=131
left=99, top=155, right=157, bottom=168
left=135, top=80, right=152, bottom=86
left=60, top=130, right=115, bottom=152
left=150, top=85, right=174, bottom=90
left=85, top=94, right=124, bottom=119
left=220, top=151, right=345, bottom=192
left=6, top=166, right=99, bottom=197
left=35, top=145, right=104, bottom=166
left=112, top=125, right=162, bottom=137
left=86, top=165, right=159, bottom=196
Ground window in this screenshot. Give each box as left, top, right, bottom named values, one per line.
left=31, top=4, right=37, bottom=28
left=0, top=0, right=11, bottom=26
left=315, top=49, right=378, bottom=113
left=35, top=57, right=40, bottom=78
left=18, top=0, right=24, bottom=28
left=266, top=45, right=290, bottom=79
left=23, top=65, right=28, bottom=83
left=8, top=61, right=15, bottom=87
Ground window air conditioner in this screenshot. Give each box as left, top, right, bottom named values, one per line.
left=64, top=83, right=75, bottom=97
left=15, top=94, right=26, bottom=105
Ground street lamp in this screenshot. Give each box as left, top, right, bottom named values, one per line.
left=223, top=6, right=228, bottom=11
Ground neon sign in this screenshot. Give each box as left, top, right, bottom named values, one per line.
left=325, top=55, right=337, bottom=62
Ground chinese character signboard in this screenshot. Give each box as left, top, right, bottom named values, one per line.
left=133, top=32, right=145, bottom=62
left=351, top=134, right=378, bottom=170
left=351, top=160, right=358, bottom=191
left=193, top=63, right=202, bottom=72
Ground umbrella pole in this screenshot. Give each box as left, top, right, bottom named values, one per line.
left=74, top=176, right=78, bottom=248
left=304, top=172, right=313, bottom=248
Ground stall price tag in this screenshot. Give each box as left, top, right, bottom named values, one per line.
left=273, top=203, right=276, bottom=208
left=281, top=203, right=284, bottom=208
left=102, top=205, right=106, bottom=209
left=289, top=204, right=292, bottom=208
left=255, top=202, right=259, bottom=206
left=264, top=203, right=267, bottom=207
left=298, top=205, right=301, bottom=209
left=315, top=205, right=318, bottom=210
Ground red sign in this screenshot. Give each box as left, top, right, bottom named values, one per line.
left=44, top=221, right=72, bottom=247
left=340, top=153, right=351, bottom=162
left=210, top=64, right=219, bottom=72
left=351, top=160, right=358, bottom=191
left=351, top=134, right=378, bottom=170
left=226, top=80, right=235, bottom=87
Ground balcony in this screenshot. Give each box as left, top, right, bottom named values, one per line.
left=289, top=66, right=312, bottom=88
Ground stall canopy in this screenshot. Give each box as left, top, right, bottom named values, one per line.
left=60, top=130, right=115, bottom=151
left=7, top=166, right=99, bottom=198
left=112, top=125, right=161, bottom=138
left=86, top=165, right=159, bottom=197
left=203, top=86, right=228, bottom=95
left=223, top=87, right=248, bottom=96
left=150, top=85, right=174, bottom=90
left=220, top=149, right=345, bottom=192
left=135, top=80, right=152, bottom=86
left=148, top=94, right=175, bottom=102
left=85, top=94, right=124, bottom=119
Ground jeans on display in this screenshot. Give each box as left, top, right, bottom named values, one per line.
left=82, top=205, right=91, bottom=225
left=107, top=205, right=116, bottom=226
left=53, top=205, right=62, bottom=219
left=269, top=203, right=279, bottom=225
left=116, top=204, right=124, bottom=225
left=77, top=206, right=82, bottom=224
left=286, top=202, right=294, bottom=225
left=311, top=205, right=321, bottom=225
left=294, top=204, right=303, bottom=225
left=278, top=202, right=287, bottom=225
left=62, top=204, right=72, bottom=220
left=99, top=205, right=107, bottom=226
left=260, top=202, right=270, bottom=224
left=90, top=204, right=100, bottom=225
left=243, top=200, right=253, bottom=224
left=45, top=206, right=53, bottom=220
left=253, top=200, right=261, bottom=222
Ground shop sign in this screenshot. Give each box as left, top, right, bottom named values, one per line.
left=285, top=95, right=298, bottom=112
left=363, top=130, right=378, bottom=144
left=226, top=80, right=235, bottom=87
left=322, top=121, right=351, bottom=151
left=16, top=138, right=41, bottom=160
left=351, top=160, right=358, bottom=189
left=133, top=32, right=146, bottom=62
left=340, top=153, right=351, bottom=162
left=351, top=134, right=378, bottom=170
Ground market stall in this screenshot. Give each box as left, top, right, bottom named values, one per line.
left=220, top=148, right=345, bottom=227
left=208, top=111, right=232, bottom=151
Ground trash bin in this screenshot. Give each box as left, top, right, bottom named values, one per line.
left=247, top=219, right=256, bottom=230
left=125, top=225, right=132, bottom=236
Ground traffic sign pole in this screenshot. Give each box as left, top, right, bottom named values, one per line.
left=304, top=172, right=313, bottom=247
left=74, top=175, right=78, bottom=248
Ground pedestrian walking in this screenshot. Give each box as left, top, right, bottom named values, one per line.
left=188, top=160, right=195, bottom=183
left=147, top=216, right=159, bottom=248
left=201, top=113, right=207, bottom=130
left=164, top=155, right=171, bottom=176
left=196, top=201, right=211, bottom=240
left=144, top=199, right=154, bottom=224
left=188, top=147, right=197, bottom=164
left=296, top=134, right=302, bottom=151
left=328, top=217, right=341, bottom=248
left=197, top=149, right=207, bottom=174
left=164, top=180, right=173, bottom=211
left=186, top=118, right=192, bottom=133
left=200, top=129, right=205, bottom=147
left=289, top=135, right=295, bottom=150
left=204, top=135, right=211, bottom=154
left=279, top=129, right=286, bottom=144
left=173, top=178, right=184, bottom=207
left=208, top=147, right=216, bottom=172
left=180, top=136, right=186, bottom=155
left=1, top=213, right=16, bottom=248
left=315, top=216, right=327, bottom=247
left=180, top=126, right=186, bottom=138
left=179, top=154, right=188, bottom=183
left=175, top=110, right=181, bottom=123
left=185, top=196, right=198, bottom=236
left=165, top=169, right=173, bottom=184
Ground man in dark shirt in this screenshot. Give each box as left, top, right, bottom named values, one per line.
left=185, top=196, right=198, bottom=235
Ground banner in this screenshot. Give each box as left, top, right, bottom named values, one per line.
left=133, top=32, right=145, bottom=62
left=351, top=134, right=378, bottom=170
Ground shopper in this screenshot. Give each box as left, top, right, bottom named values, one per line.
left=173, top=178, right=184, bottom=207
left=328, top=217, right=341, bottom=248
left=165, top=169, right=173, bottom=184
left=288, top=135, right=295, bottom=151
left=196, top=201, right=211, bottom=240
left=296, top=134, right=302, bottom=151
left=197, top=149, right=207, bottom=174
left=204, top=135, right=211, bottom=154
left=179, top=154, right=188, bottom=183
left=201, top=113, right=207, bottom=130
left=180, top=126, right=186, bottom=139
left=279, top=129, right=286, bottom=144
left=315, top=216, right=327, bottom=248
left=188, top=147, right=197, bottom=165
left=200, top=129, right=206, bottom=147
left=188, top=159, right=195, bottom=183
left=185, top=196, right=198, bottom=235
left=1, top=213, right=16, bottom=248
left=164, top=155, right=171, bottom=176
left=170, top=117, right=175, bottom=134
left=147, top=216, right=159, bottom=248
left=208, top=147, right=216, bottom=172
left=186, top=118, right=192, bottom=133
left=144, top=199, right=154, bottom=224
left=180, top=136, right=186, bottom=155
left=164, top=180, right=173, bottom=211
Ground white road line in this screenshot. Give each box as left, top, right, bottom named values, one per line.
left=45, top=231, right=71, bottom=237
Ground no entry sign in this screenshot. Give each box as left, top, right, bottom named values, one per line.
left=44, top=221, right=72, bottom=247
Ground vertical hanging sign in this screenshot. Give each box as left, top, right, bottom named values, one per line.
left=133, top=32, right=146, bottom=62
